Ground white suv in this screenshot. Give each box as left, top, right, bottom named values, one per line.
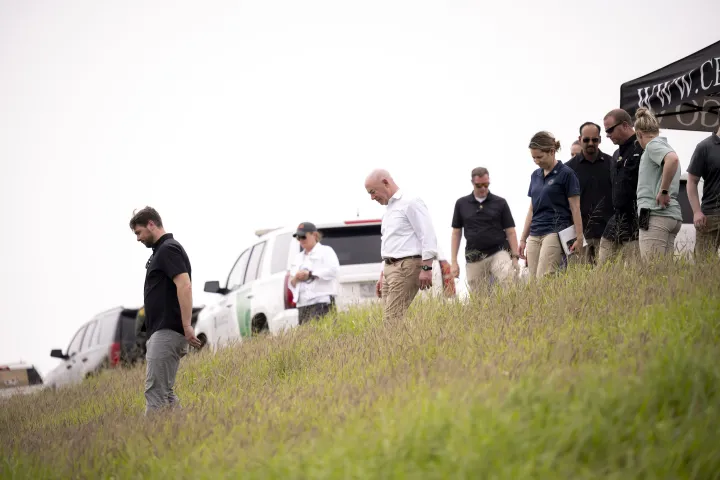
left=195, top=219, right=386, bottom=349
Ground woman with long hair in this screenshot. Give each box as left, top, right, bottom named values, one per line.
left=519, top=131, right=583, bottom=277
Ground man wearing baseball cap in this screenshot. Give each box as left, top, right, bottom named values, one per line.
left=288, top=221, right=340, bottom=325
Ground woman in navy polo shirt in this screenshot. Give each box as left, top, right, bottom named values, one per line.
left=519, top=131, right=584, bottom=277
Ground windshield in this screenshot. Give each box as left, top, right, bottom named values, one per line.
left=314, top=224, right=382, bottom=265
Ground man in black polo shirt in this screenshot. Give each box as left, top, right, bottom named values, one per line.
left=566, top=121, right=614, bottom=265
left=451, top=167, right=519, bottom=292
left=129, top=206, right=200, bottom=415
left=687, top=126, right=720, bottom=258
left=599, top=108, right=644, bottom=264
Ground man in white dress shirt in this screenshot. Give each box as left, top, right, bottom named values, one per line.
left=364, top=169, right=439, bottom=322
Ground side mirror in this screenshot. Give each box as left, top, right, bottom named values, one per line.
left=50, top=349, right=69, bottom=360
left=204, top=280, right=221, bottom=294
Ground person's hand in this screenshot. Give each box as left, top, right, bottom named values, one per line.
left=295, top=270, right=310, bottom=281
left=569, top=234, right=584, bottom=253
left=656, top=191, right=671, bottom=208
left=376, top=272, right=383, bottom=298
left=184, top=325, right=202, bottom=349
left=419, top=268, right=432, bottom=290
left=518, top=240, right=527, bottom=260
left=694, top=211, right=707, bottom=229
left=450, top=262, right=460, bottom=278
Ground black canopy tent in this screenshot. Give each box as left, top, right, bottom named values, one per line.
left=620, top=39, right=720, bottom=133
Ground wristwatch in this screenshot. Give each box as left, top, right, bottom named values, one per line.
left=420, top=265, right=432, bottom=271
left=510, top=253, right=520, bottom=259
left=661, top=189, right=669, bottom=195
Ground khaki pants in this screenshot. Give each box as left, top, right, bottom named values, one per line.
left=382, top=257, right=421, bottom=322
left=597, top=238, right=639, bottom=265
left=695, top=214, right=720, bottom=259
left=466, top=250, right=515, bottom=292
left=526, top=233, right=564, bottom=278
left=639, top=215, right=682, bottom=261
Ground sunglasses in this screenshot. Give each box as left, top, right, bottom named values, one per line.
left=474, top=183, right=490, bottom=188
left=296, top=235, right=307, bottom=240
left=582, top=137, right=600, bottom=143
left=605, top=121, right=623, bottom=135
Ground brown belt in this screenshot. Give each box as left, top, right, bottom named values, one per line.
left=383, top=255, right=421, bottom=265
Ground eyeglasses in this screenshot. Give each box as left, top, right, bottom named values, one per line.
left=297, top=235, right=307, bottom=240
left=605, top=121, right=623, bottom=135
left=474, top=183, right=490, bottom=188
left=582, top=137, right=600, bottom=143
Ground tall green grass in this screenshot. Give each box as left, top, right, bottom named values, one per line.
left=2, top=257, right=719, bottom=479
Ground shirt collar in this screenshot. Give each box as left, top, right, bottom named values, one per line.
left=536, top=160, right=563, bottom=177
left=152, top=233, right=173, bottom=251
left=621, top=133, right=637, bottom=148
left=388, top=189, right=404, bottom=204
left=467, top=192, right=492, bottom=203
left=712, top=133, right=720, bottom=145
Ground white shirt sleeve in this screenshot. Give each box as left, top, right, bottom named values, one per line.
left=311, top=245, right=340, bottom=280
left=405, top=197, right=439, bottom=260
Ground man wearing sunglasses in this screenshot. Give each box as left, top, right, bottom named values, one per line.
left=598, top=108, right=643, bottom=264
left=450, top=167, right=519, bottom=293
left=566, top=122, right=614, bottom=265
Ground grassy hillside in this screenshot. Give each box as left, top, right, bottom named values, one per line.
left=2, top=257, right=720, bottom=479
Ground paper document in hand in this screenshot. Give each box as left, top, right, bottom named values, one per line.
left=557, top=226, right=577, bottom=257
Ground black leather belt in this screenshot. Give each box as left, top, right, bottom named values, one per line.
left=383, top=255, right=421, bottom=265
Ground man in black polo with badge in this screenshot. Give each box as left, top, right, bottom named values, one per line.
left=599, top=108, right=644, bottom=264
left=567, top=121, right=614, bottom=265
left=129, top=206, right=201, bottom=415
left=450, top=167, right=519, bottom=292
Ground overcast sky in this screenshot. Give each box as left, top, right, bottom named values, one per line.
left=1, top=0, right=718, bottom=376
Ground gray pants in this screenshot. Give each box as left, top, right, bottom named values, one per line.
left=145, top=329, right=188, bottom=415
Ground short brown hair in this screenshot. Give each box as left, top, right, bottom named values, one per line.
left=528, top=131, right=561, bottom=153
left=129, top=206, right=163, bottom=230
left=604, top=108, right=632, bottom=126
left=471, top=167, right=489, bottom=178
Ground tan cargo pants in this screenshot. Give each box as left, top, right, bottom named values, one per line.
left=466, top=250, right=515, bottom=292
left=695, top=214, right=720, bottom=259
left=382, top=257, right=421, bottom=322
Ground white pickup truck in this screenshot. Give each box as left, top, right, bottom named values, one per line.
left=194, top=218, right=452, bottom=350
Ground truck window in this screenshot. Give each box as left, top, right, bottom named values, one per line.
left=271, top=233, right=293, bottom=274
left=94, top=315, right=119, bottom=347
left=81, top=321, right=97, bottom=351
left=227, top=248, right=251, bottom=291
left=67, top=325, right=87, bottom=357
left=120, top=312, right=138, bottom=343
left=317, top=225, right=382, bottom=265
left=244, top=242, right=266, bottom=283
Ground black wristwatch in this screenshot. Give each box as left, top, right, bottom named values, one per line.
left=420, top=265, right=432, bottom=271
left=661, top=189, right=669, bottom=195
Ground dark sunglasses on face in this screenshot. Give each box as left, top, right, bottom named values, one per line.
left=582, top=137, right=600, bottom=143
left=474, top=183, right=490, bottom=188
left=605, top=122, right=624, bottom=135
left=297, top=235, right=307, bottom=240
